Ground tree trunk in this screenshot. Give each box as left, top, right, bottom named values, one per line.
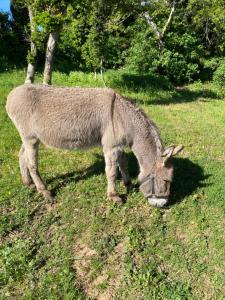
left=43, top=31, right=59, bottom=85
left=25, top=6, right=37, bottom=84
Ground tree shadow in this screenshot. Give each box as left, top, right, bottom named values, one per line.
left=109, top=73, right=221, bottom=105
left=154, top=87, right=220, bottom=106
left=110, top=73, right=173, bottom=92
left=169, top=157, right=211, bottom=206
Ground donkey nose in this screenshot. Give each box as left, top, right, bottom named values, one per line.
left=148, top=197, right=168, bottom=208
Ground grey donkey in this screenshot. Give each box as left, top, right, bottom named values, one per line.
left=6, top=84, right=183, bottom=207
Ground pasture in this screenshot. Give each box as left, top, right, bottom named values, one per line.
left=0, top=70, right=225, bottom=300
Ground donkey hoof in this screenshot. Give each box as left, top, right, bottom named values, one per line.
left=112, top=196, right=123, bottom=205
left=28, top=183, right=36, bottom=190
left=41, top=190, right=54, bottom=201
left=22, top=179, right=35, bottom=189
left=109, top=193, right=123, bottom=204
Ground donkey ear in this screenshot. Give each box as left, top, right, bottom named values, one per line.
left=162, top=145, right=175, bottom=158
left=162, top=144, right=184, bottom=164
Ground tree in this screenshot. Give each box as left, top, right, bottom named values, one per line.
left=25, top=6, right=37, bottom=83
left=188, top=0, right=225, bottom=55
left=125, top=0, right=202, bottom=83
left=12, top=0, right=73, bottom=84
left=8, top=0, right=225, bottom=84
left=81, top=0, right=134, bottom=72
left=140, top=0, right=185, bottom=51
left=0, top=9, right=27, bottom=71
left=12, top=0, right=39, bottom=83
left=35, top=0, right=73, bottom=84
left=0, top=12, right=12, bottom=71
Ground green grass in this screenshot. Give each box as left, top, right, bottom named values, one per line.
left=1, top=70, right=225, bottom=300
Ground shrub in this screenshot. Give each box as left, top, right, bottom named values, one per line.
left=159, top=50, right=199, bottom=84
left=125, top=21, right=202, bottom=84
left=213, top=59, right=225, bottom=85
left=159, top=32, right=202, bottom=84
left=199, top=57, right=222, bottom=81
left=0, top=56, right=10, bottom=72
left=125, top=21, right=160, bottom=73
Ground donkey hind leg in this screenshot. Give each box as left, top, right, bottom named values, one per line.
left=104, top=147, right=122, bottom=204
left=23, top=138, right=53, bottom=201
left=118, top=151, right=132, bottom=191
left=19, top=144, right=34, bottom=188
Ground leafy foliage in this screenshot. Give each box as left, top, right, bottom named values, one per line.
left=1, top=70, right=225, bottom=299
left=125, top=15, right=203, bottom=83
left=2, top=0, right=225, bottom=83
left=0, top=12, right=27, bottom=71
left=188, top=0, right=225, bottom=55
left=213, top=58, right=225, bottom=85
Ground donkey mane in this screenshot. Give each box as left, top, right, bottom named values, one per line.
left=117, top=93, right=164, bottom=156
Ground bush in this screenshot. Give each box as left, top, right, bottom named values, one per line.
left=159, top=32, right=202, bottom=84
left=199, top=57, right=222, bottom=81
left=213, top=59, right=225, bottom=85
left=125, top=20, right=202, bottom=84
left=0, top=56, right=10, bottom=72
left=159, top=50, right=199, bottom=84
left=125, top=20, right=160, bottom=73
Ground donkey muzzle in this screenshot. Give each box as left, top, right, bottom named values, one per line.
left=148, top=197, right=168, bottom=208
left=139, top=176, right=169, bottom=207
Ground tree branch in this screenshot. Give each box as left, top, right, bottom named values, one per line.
left=142, top=11, right=162, bottom=41
left=141, top=0, right=178, bottom=50
left=162, top=1, right=176, bottom=37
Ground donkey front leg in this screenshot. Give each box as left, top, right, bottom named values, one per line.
left=118, top=151, right=132, bottom=191
left=104, top=148, right=122, bottom=204
left=23, top=139, right=53, bottom=201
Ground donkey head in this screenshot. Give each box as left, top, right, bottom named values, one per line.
left=139, top=145, right=184, bottom=207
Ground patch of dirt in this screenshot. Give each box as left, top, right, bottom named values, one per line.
left=73, top=237, right=127, bottom=300
left=193, top=274, right=217, bottom=300
left=175, top=222, right=198, bottom=242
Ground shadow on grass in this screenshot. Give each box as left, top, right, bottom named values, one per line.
left=170, top=157, right=211, bottom=205
left=47, top=152, right=140, bottom=198
left=48, top=152, right=209, bottom=207
left=109, top=73, right=221, bottom=105
left=155, top=87, right=220, bottom=106
left=110, top=73, right=173, bottom=92
left=125, top=153, right=210, bottom=206
left=47, top=154, right=105, bottom=196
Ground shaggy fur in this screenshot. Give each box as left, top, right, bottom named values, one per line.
left=6, top=84, right=183, bottom=206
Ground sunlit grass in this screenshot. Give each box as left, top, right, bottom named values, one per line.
left=0, top=70, right=225, bottom=299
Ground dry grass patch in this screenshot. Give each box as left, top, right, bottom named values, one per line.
left=73, top=236, right=127, bottom=300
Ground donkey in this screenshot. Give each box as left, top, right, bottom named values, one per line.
left=6, top=84, right=183, bottom=207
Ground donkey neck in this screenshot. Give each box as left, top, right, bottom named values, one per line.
left=130, top=110, right=164, bottom=176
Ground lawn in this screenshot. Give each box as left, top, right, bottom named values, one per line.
left=0, top=70, right=225, bottom=300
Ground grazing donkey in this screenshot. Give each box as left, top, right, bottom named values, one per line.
left=6, top=84, right=183, bottom=207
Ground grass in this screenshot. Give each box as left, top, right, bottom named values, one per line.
left=0, top=69, right=225, bottom=299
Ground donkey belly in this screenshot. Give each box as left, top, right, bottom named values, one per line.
left=33, top=117, right=103, bottom=150
left=36, top=127, right=102, bottom=150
